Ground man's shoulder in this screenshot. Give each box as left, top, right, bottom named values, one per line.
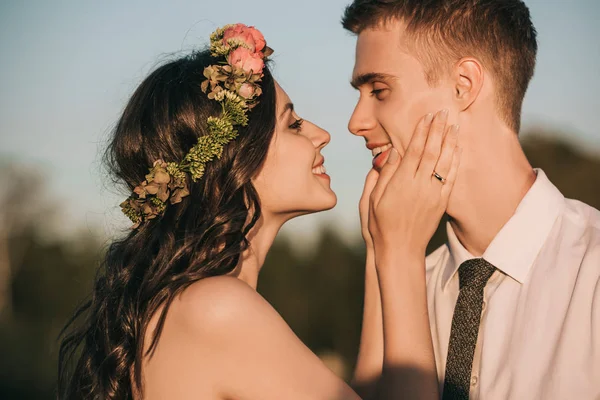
left=559, top=198, right=600, bottom=251
left=563, top=197, right=600, bottom=231
left=425, top=243, right=449, bottom=272
left=560, top=199, right=600, bottom=332
left=552, top=198, right=600, bottom=275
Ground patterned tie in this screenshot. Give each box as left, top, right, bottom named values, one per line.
left=442, top=258, right=496, bottom=400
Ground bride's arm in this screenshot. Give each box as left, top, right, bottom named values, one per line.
left=370, top=110, right=460, bottom=400
left=375, top=251, right=436, bottom=400
left=351, top=172, right=383, bottom=399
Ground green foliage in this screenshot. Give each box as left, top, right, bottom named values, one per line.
left=0, top=230, right=99, bottom=399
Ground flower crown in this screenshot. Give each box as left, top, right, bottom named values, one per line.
left=120, top=24, right=274, bottom=228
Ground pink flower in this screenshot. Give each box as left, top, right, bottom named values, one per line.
left=246, top=26, right=266, bottom=52
left=239, top=83, right=255, bottom=99
left=228, top=47, right=264, bottom=74
left=223, top=23, right=266, bottom=53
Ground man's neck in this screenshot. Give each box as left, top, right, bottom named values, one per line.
left=447, top=125, right=536, bottom=257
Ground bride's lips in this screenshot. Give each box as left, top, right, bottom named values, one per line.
left=312, top=157, right=330, bottom=181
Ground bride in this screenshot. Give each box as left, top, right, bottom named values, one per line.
left=58, top=24, right=460, bottom=400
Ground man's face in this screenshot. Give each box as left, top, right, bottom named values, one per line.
left=349, top=22, right=454, bottom=170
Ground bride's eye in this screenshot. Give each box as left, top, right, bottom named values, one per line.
left=289, top=118, right=304, bottom=131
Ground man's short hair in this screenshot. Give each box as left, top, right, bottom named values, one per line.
left=342, top=0, right=537, bottom=133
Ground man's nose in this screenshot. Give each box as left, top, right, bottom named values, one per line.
left=348, top=99, right=377, bottom=137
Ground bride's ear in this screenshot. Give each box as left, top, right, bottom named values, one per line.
left=453, top=57, right=484, bottom=111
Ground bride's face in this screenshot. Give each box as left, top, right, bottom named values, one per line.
left=253, top=82, right=337, bottom=220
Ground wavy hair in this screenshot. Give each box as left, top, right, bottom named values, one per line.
left=57, top=49, right=277, bottom=399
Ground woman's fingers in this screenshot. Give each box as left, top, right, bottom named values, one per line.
left=360, top=168, right=379, bottom=213
left=417, top=109, right=449, bottom=179
left=401, top=112, right=434, bottom=174
left=441, top=146, right=462, bottom=200
left=360, top=169, right=379, bottom=244
left=431, top=124, right=459, bottom=184
left=370, top=148, right=400, bottom=207
left=362, top=169, right=380, bottom=198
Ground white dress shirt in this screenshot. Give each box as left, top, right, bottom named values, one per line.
left=426, top=169, right=600, bottom=399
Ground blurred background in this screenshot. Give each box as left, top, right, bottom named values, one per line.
left=1, top=0, right=599, bottom=398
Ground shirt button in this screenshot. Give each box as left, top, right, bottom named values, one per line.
left=471, top=375, right=479, bottom=386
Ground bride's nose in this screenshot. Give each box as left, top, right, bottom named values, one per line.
left=306, top=121, right=331, bottom=150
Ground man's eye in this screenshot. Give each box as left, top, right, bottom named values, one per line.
left=371, top=88, right=388, bottom=100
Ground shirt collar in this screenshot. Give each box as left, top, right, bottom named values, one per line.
left=442, top=169, right=565, bottom=290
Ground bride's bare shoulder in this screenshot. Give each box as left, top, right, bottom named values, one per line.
left=170, top=275, right=273, bottom=331
left=141, top=276, right=276, bottom=397
left=143, top=276, right=358, bottom=400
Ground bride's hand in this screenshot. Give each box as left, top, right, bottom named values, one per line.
left=359, top=169, right=379, bottom=251
left=368, top=109, right=461, bottom=263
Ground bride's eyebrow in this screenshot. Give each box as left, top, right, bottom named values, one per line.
left=350, top=72, right=396, bottom=89
left=279, top=102, right=294, bottom=119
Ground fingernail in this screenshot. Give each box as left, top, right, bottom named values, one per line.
left=424, top=113, right=434, bottom=124
left=440, top=109, right=449, bottom=119
left=452, top=124, right=460, bottom=133
left=387, top=148, right=399, bottom=164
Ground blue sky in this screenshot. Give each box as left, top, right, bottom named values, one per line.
left=1, top=0, right=599, bottom=241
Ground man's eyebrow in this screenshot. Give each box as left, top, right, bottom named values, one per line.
left=350, top=72, right=396, bottom=89
left=280, top=102, right=294, bottom=118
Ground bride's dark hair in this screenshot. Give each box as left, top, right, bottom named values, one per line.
left=57, top=49, right=277, bottom=399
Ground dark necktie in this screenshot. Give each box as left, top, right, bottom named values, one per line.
left=442, top=258, right=496, bottom=400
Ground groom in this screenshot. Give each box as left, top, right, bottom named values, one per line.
left=342, top=0, right=600, bottom=399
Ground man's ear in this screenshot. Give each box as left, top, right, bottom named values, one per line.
left=454, top=57, right=483, bottom=111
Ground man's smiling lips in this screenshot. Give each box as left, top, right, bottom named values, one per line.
left=367, top=142, right=394, bottom=170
